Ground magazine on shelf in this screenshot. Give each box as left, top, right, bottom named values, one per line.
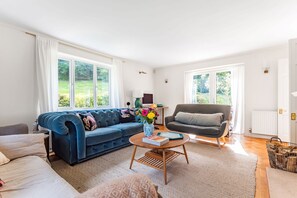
left=157, top=132, right=184, bottom=140
left=142, top=135, right=169, bottom=146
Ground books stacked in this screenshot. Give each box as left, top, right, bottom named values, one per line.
left=142, top=135, right=169, bottom=146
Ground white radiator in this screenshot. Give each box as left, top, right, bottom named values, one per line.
left=252, top=111, right=277, bottom=135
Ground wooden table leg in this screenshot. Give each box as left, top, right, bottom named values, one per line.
left=183, top=144, right=189, bottom=164
left=129, top=145, right=137, bottom=169
left=163, top=149, right=167, bottom=185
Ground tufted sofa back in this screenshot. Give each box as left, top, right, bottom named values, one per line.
left=90, top=110, right=120, bottom=127
left=38, top=108, right=124, bottom=133
left=66, top=109, right=121, bottom=128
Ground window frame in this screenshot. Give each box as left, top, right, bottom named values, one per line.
left=58, top=53, right=111, bottom=110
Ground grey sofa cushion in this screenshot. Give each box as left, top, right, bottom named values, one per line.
left=175, top=112, right=223, bottom=126
left=167, top=121, right=221, bottom=136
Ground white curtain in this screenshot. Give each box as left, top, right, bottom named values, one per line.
left=231, top=66, right=245, bottom=134
left=36, top=36, right=58, bottom=113
left=110, top=58, right=125, bottom=108
left=184, top=71, right=195, bottom=103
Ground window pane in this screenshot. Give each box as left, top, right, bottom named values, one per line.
left=58, top=59, right=70, bottom=107
left=216, top=71, right=231, bottom=105
left=193, top=74, right=210, bottom=104
left=97, top=67, right=110, bottom=106
left=75, top=61, right=94, bottom=108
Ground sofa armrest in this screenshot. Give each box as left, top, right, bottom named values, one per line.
left=0, top=134, right=47, bottom=161
left=38, top=113, right=86, bottom=160
left=0, top=124, right=28, bottom=136
left=38, top=113, right=84, bottom=135
left=219, top=120, right=229, bottom=137
left=165, top=115, right=174, bottom=126
left=76, top=174, right=158, bottom=198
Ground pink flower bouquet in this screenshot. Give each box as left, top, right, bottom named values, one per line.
left=135, top=107, right=159, bottom=124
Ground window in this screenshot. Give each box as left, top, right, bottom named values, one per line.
left=193, top=74, right=210, bottom=104
left=216, top=71, right=231, bottom=105
left=74, top=61, right=94, bottom=108
left=58, top=59, right=70, bottom=107
left=58, top=56, right=110, bottom=109
left=191, top=70, right=232, bottom=105
left=97, top=67, right=109, bottom=106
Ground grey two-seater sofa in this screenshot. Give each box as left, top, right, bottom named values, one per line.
left=165, top=104, right=231, bottom=148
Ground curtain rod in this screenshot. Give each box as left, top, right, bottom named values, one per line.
left=25, top=32, right=113, bottom=60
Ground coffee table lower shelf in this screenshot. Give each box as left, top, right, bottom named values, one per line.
left=129, top=137, right=190, bottom=185
left=136, top=151, right=182, bottom=170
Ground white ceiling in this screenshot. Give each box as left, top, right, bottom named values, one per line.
left=1, top=0, right=297, bottom=67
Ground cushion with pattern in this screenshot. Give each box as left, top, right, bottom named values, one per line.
left=77, top=113, right=98, bottom=131
left=120, top=109, right=135, bottom=123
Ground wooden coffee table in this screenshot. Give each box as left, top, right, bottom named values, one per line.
left=129, top=131, right=190, bottom=184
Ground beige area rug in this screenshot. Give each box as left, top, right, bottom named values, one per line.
left=51, top=142, right=257, bottom=198
left=266, top=167, right=297, bottom=198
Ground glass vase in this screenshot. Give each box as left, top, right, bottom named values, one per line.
left=143, top=122, right=154, bottom=137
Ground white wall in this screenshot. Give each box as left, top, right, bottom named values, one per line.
left=0, top=24, right=154, bottom=130
left=0, top=25, right=37, bottom=130
left=154, top=45, right=288, bottom=137
left=59, top=43, right=112, bottom=65
left=122, top=61, right=154, bottom=106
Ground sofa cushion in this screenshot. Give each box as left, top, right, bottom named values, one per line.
left=119, top=109, right=135, bottom=123
left=85, top=127, right=122, bottom=146
left=175, top=112, right=223, bottom=126
left=0, top=134, right=47, bottom=161
left=109, top=122, right=143, bottom=136
left=77, top=113, right=97, bottom=131
left=0, top=156, right=79, bottom=198
left=167, top=121, right=221, bottom=137
left=0, top=152, right=10, bottom=166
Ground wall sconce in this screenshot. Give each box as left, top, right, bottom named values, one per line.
left=292, top=92, right=297, bottom=97
left=139, top=71, right=147, bottom=74
left=263, top=66, right=270, bottom=74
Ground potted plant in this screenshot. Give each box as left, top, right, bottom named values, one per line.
left=136, top=105, right=159, bottom=136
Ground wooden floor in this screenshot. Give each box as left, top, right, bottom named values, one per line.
left=157, top=126, right=270, bottom=198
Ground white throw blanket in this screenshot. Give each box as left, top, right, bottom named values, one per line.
left=0, top=156, right=79, bottom=198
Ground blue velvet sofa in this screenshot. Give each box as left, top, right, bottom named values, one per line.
left=38, top=109, right=143, bottom=165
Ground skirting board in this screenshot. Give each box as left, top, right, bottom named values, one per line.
left=266, top=167, right=297, bottom=198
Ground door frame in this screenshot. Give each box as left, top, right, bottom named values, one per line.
left=277, top=59, right=290, bottom=142
left=289, top=39, right=297, bottom=143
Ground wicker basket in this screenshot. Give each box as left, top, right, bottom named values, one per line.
left=266, top=137, right=297, bottom=173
